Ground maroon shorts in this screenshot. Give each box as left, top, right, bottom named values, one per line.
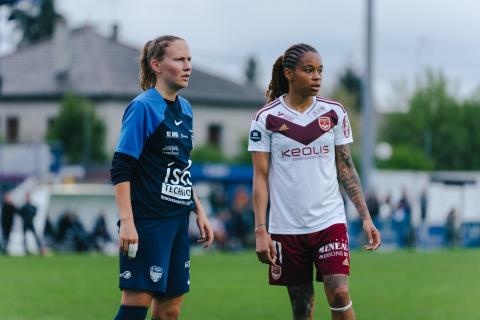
left=269, top=223, right=350, bottom=286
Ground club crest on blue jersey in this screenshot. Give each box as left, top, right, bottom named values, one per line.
left=150, top=266, right=163, bottom=283
left=250, top=129, right=261, bottom=142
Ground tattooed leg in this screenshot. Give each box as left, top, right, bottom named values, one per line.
left=323, top=274, right=355, bottom=320
left=287, top=284, right=315, bottom=320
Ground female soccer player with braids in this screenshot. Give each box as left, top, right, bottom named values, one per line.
left=111, top=36, right=214, bottom=320
left=248, top=43, right=381, bottom=320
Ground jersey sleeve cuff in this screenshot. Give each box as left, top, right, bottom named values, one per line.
left=248, top=147, right=271, bottom=152
left=334, top=139, right=354, bottom=146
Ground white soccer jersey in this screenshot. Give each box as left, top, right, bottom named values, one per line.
left=248, top=94, right=353, bottom=234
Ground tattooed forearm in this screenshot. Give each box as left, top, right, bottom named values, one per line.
left=287, top=284, right=315, bottom=320
left=335, top=144, right=370, bottom=220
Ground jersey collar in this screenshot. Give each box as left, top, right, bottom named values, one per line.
left=279, top=94, right=317, bottom=115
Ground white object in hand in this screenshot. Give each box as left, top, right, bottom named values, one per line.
left=128, top=243, right=138, bottom=259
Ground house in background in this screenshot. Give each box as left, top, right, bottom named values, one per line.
left=0, top=23, right=265, bottom=158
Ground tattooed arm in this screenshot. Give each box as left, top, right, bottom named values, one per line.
left=335, top=144, right=381, bottom=250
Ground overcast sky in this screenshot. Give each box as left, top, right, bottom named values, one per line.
left=3, top=0, right=480, bottom=109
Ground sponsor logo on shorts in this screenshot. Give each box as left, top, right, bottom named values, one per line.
left=150, top=266, right=163, bottom=283
left=318, top=240, right=349, bottom=260
left=271, top=265, right=282, bottom=280
left=120, top=271, right=131, bottom=279
left=250, top=130, right=261, bottom=142
left=185, top=260, right=190, bottom=268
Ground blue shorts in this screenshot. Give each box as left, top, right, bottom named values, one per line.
left=118, top=212, right=190, bottom=297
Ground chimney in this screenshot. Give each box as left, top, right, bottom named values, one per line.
left=110, top=23, right=119, bottom=42
left=53, top=17, right=70, bottom=88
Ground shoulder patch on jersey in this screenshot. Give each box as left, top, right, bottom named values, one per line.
left=250, top=129, right=262, bottom=142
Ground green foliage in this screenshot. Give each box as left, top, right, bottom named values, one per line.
left=377, top=145, right=435, bottom=170
left=231, top=135, right=251, bottom=165
left=192, top=135, right=252, bottom=165
left=338, top=67, right=362, bottom=112
left=381, top=70, right=480, bottom=170
left=331, top=70, right=362, bottom=169
left=8, top=0, right=59, bottom=47
left=46, top=93, right=106, bottom=163
left=245, top=56, right=259, bottom=85
left=191, top=144, right=229, bottom=163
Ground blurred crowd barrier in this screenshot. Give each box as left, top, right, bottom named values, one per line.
left=1, top=164, right=479, bottom=255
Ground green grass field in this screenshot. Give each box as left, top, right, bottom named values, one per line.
left=0, top=249, right=479, bottom=320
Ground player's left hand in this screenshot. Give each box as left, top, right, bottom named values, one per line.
left=363, top=218, right=381, bottom=250
left=196, top=211, right=214, bottom=248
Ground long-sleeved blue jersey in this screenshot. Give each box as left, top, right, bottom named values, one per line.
left=111, top=88, right=195, bottom=218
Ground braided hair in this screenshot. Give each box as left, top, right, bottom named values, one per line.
left=265, top=43, right=318, bottom=102
left=139, top=35, right=184, bottom=91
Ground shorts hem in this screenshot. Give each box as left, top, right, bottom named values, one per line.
left=154, top=288, right=190, bottom=298
left=119, top=285, right=166, bottom=295
left=119, top=285, right=189, bottom=296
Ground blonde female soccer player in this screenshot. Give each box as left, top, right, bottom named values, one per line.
left=111, top=35, right=214, bottom=320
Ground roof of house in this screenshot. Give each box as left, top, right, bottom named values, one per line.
left=0, top=26, right=265, bottom=107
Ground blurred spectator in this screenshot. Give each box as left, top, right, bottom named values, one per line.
left=56, top=211, right=90, bottom=252
left=445, top=208, right=457, bottom=247
left=379, top=194, right=394, bottom=221
left=366, top=191, right=380, bottom=223
left=206, top=208, right=230, bottom=251
left=394, top=189, right=415, bottom=248
left=420, top=190, right=428, bottom=223
left=1, top=194, right=17, bottom=254
left=43, top=217, right=57, bottom=248
left=209, top=185, right=228, bottom=213
left=226, top=188, right=253, bottom=249
left=19, top=193, right=44, bottom=255
left=91, top=213, right=112, bottom=251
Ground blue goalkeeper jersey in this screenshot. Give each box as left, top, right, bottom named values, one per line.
left=115, top=88, right=195, bottom=218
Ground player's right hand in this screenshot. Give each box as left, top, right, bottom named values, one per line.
left=119, top=219, right=138, bottom=257
left=255, top=228, right=278, bottom=266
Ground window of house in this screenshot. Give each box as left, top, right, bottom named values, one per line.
left=208, top=124, right=222, bottom=147
left=6, top=117, right=19, bottom=143
left=47, top=117, right=56, bottom=131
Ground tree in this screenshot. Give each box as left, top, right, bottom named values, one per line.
left=231, top=135, right=250, bottom=165
left=338, top=67, right=362, bottom=111
left=191, top=144, right=229, bottom=163
left=330, top=67, right=363, bottom=168
left=47, top=93, right=107, bottom=164
left=380, top=70, right=480, bottom=170
left=245, top=56, right=259, bottom=85
left=8, top=0, right=60, bottom=47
